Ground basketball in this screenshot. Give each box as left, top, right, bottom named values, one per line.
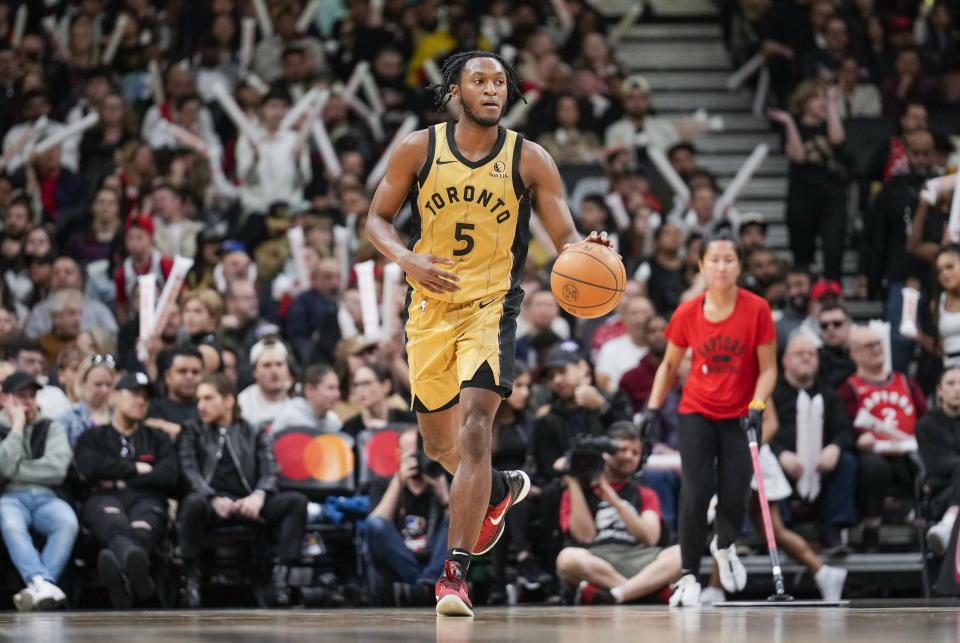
left=550, top=241, right=626, bottom=319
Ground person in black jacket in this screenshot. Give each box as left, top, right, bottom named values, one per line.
left=177, top=373, right=307, bottom=609
left=917, top=367, right=960, bottom=555
left=533, top=348, right=632, bottom=481
left=74, top=371, right=179, bottom=608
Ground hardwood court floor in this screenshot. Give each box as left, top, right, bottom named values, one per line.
left=1, top=603, right=959, bottom=642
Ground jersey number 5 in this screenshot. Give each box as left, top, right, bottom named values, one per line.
left=453, top=222, right=475, bottom=256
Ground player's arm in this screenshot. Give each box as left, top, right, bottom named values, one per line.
left=362, top=131, right=461, bottom=294
left=752, top=340, right=778, bottom=410
left=519, top=139, right=612, bottom=252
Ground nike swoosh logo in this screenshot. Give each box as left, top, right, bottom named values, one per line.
left=478, top=297, right=499, bottom=309
left=436, top=159, right=457, bottom=165
left=488, top=500, right=510, bottom=526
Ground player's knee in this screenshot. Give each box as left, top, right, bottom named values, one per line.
left=423, top=439, right=456, bottom=465
left=458, top=412, right=493, bottom=460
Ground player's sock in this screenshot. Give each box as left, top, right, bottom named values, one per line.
left=489, top=468, right=508, bottom=505
left=610, top=587, right=625, bottom=603
left=445, top=548, right=472, bottom=576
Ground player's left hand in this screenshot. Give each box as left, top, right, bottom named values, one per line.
left=741, top=408, right=763, bottom=439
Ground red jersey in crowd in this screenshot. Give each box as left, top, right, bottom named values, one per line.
left=838, top=372, right=927, bottom=440
left=664, top=288, right=776, bottom=420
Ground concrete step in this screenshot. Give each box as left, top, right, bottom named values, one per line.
left=649, top=0, right=719, bottom=17
left=621, top=43, right=731, bottom=70
left=654, top=91, right=753, bottom=112
left=695, top=134, right=781, bottom=153
left=658, top=112, right=771, bottom=132
left=624, top=23, right=723, bottom=41
left=701, top=154, right=788, bottom=176
left=737, top=177, right=787, bottom=198
left=640, top=71, right=731, bottom=91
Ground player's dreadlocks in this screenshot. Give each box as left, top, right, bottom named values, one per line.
left=430, top=50, right=526, bottom=113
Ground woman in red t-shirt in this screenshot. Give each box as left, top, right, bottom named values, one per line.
left=644, top=232, right=777, bottom=606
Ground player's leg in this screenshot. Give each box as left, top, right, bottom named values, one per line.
left=416, top=403, right=461, bottom=474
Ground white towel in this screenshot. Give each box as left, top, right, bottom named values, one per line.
left=795, top=390, right=824, bottom=502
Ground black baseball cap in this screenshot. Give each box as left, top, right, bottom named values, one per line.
left=542, top=348, right=580, bottom=371
left=116, top=372, right=151, bottom=391
left=2, top=371, right=42, bottom=394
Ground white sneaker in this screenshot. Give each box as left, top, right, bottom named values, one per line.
left=12, top=585, right=34, bottom=612
left=814, top=565, right=847, bottom=601
left=699, top=585, right=726, bottom=606
left=669, top=573, right=701, bottom=607
left=29, top=576, right=65, bottom=611
left=710, top=536, right=747, bottom=593
left=926, top=517, right=955, bottom=556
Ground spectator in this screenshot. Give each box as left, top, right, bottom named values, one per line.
left=604, top=75, right=708, bottom=160
left=917, top=367, right=960, bottom=555
left=935, top=245, right=960, bottom=370
left=7, top=337, right=70, bottom=418
left=533, top=348, right=632, bottom=479
left=768, top=81, right=848, bottom=281
left=633, top=222, right=687, bottom=317
left=775, top=266, right=816, bottom=353
left=0, top=371, right=76, bottom=612
left=555, top=422, right=682, bottom=605
left=594, top=295, right=654, bottom=392
left=738, top=213, right=769, bottom=253
left=916, top=1, right=960, bottom=74
left=64, top=186, right=124, bottom=267
left=536, top=95, right=602, bottom=165
left=54, top=346, right=85, bottom=406
left=218, top=280, right=275, bottom=360
left=667, top=142, right=698, bottom=180
left=73, top=372, right=179, bottom=608
left=800, top=15, right=850, bottom=80
left=859, top=130, right=935, bottom=371
left=366, top=425, right=450, bottom=607
left=36, top=290, right=83, bottom=370
left=178, top=373, right=307, bottom=608
left=272, top=364, right=343, bottom=433
left=817, top=301, right=856, bottom=389
left=879, top=47, right=941, bottom=119
left=870, top=102, right=928, bottom=183
left=832, top=57, right=882, bottom=119
left=619, top=316, right=669, bottom=415
left=770, top=335, right=857, bottom=556
left=838, top=325, right=928, bottom=551
left=235, top=88, right=311, bottom=216
left=341, top=362, right=416, bottom=438
left=112, top=214, right=172, bottom=324
left=56, top=353, right=116, bottom=448
left=23, top=144, right=86, bottom=225
left=144, top=345, right=204, bottom=442
left=147, top=183, right=203, bottom=260
left=237, top=338, right=293, bottom=426
left=742, top=248, right=785, bottom=305
left=285, top=258, right=341, bottom=367
left=676, top=185, right=737, bottom=238
left=180, top=289, right=224, bottom=346
left=24, top=256, right=118, bottom=340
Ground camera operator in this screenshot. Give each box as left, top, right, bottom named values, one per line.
left=533, top=348, right=632, bottom=479
left=555, top=422, right=682, bottom=605
left=365, top=425, right=450, bottom=607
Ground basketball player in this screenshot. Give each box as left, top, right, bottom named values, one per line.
left=364, top=51, right=612, bottom=616
left=643, top=232, right=777, bottom=606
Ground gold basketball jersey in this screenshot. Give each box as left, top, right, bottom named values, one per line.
left=410, top=122, right=530, bottom=303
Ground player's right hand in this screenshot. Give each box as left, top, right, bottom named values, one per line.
left=399, top=252, right=461, bottom=294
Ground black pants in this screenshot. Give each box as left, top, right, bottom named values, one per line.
left=929, top=465, right=960, bottom=518
left=82, top=491, right=167, bottom=561
left=786, top=186, right=847, bottom=281
left=177, top=491, right=308, bottom=564
left=677, top=414, right=752, bottom=572
left=857, top=452, right=917, bottom=519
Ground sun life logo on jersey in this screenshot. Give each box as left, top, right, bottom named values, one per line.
left=490, top=160, right=509, bottom=179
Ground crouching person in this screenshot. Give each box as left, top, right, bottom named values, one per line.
left=556, top=421, right=682, bottom=604
left=177, top=373, right=307, bottom=608
left=0, top=371, right=77, bottom=612
left=73, top=372, right=179, bottom=608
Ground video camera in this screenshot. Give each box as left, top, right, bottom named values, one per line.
left=563, top=435, right=618, bottom=486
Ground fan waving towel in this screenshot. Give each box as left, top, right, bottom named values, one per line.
left=796, top=390, right=824, bottom=501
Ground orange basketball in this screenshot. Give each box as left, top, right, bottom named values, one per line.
left=550, top=241, right=626, bottom=319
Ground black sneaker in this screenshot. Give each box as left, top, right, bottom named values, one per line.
left=123, top=546, right=156, bottom=600
left=98, top=549, right=132, bottom=609
left=860, top=525, right=880, bottom=553
left=267, top=564, right=292, bottom=607
left=180, top=571, right=202, bottom=609
left=393, top=581, right=434, bottom=607
left=517, top=556, right=552, bottom=591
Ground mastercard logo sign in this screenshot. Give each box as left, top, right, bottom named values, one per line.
left=274, top=432, right=356, bottom=483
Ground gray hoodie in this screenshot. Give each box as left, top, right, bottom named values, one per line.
left=270, top=397, right=343, bottom=434
left=0, top=410, right=71, bottom=493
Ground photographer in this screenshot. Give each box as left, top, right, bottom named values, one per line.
left=533, top=348, right=632, bottom=480
left=365, top=425, right=449, bottom=607
left=555, top=422, right=682, bottom=605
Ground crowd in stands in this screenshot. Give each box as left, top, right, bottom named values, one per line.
left=0, top=0, right=957, bottom=611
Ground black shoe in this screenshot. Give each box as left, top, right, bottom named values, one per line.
left=98, top=549, right=132, bottom=609
left=860, top=525, right=880, bottom=553
left=393, top=581, right=434, bottom=607
left=268, top=564, right=292, bottom=607
left=123, top=546, right=156, bottom=600
left=180, top=568, right=202, bottom=609
left=822, top=527, right=850, bottom=558
left=517, top=556, right=552, bottom=591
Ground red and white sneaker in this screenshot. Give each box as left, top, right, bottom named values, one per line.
left=472, top=470, right=531, bottom=555
left=435, top=560, right=473, bottom=617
